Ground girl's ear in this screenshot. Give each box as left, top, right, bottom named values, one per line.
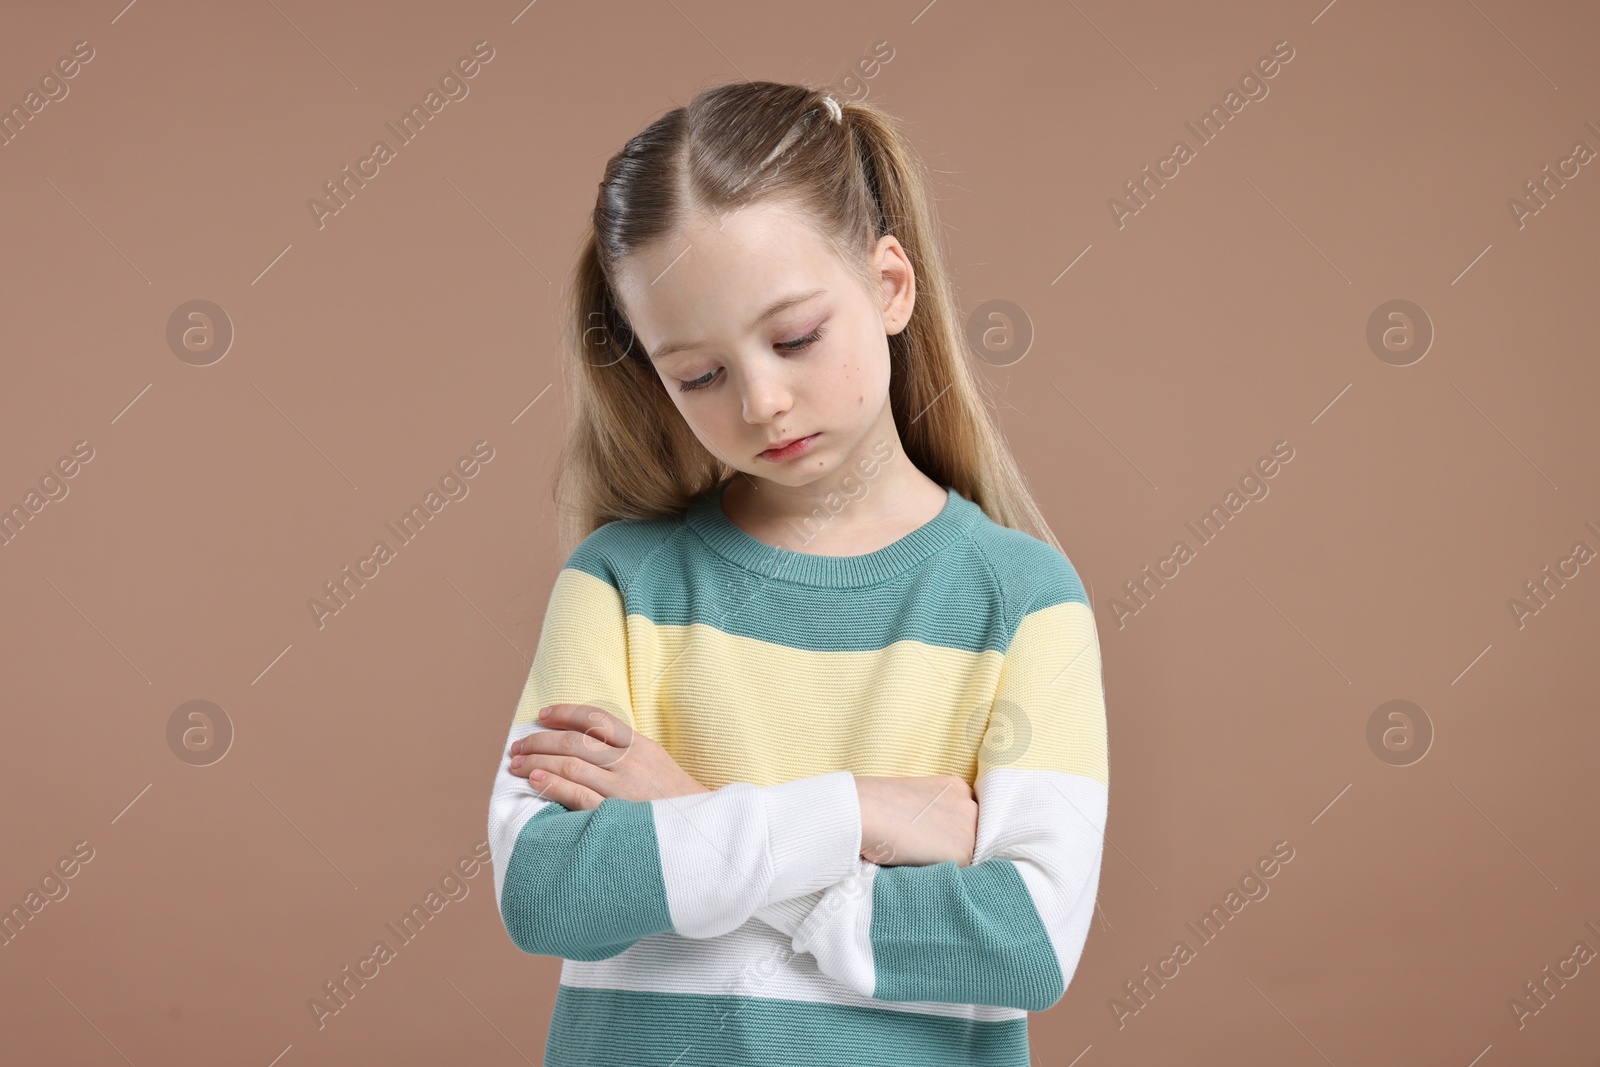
left=873, top=235, right=916, bottom=336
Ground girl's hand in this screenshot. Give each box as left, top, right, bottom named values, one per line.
left=854, top=774, right=979, bottom=868
left=508, top=703, right=712, bottom=811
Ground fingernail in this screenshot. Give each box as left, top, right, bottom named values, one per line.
left=539, top=706, right=551, bottom=719
left=512, top=756, right=522, bottom=769
left=532, top=769, right=546, bottom=781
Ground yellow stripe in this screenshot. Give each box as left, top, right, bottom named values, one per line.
left=985, top=600, right=1108, bottom=786
left=517, top=569, right=1108, bottom=790
left=513, top=568, right=637, bottom=728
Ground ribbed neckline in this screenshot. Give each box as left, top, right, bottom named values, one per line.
left=685, top=480, right=980, bottom=588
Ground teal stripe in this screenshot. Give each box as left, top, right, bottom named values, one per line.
left=543, top=985, right=1029, bottom=1066
left=565, top=511, right=1087, bottom=654
left=871, top=859, right=1065, bottom=1012
left=500, top=798, right=672, bottom=961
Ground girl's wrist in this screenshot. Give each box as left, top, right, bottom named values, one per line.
left=855, top=775, right=881, bottom=858
left=854, top=775, right=870, bottom=854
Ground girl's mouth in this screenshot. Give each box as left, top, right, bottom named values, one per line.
left=759, top=433, right=820, bottom=462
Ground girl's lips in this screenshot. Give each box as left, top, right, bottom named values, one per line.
left=759, top=433, right=820, bottom=462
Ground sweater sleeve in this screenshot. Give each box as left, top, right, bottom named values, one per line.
left=488, top=544, right=864, bottom=961
left=749, top=562, right=1109, bottom=1011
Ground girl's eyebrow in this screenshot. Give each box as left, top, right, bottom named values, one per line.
left=649, top=287, right=828, bottom=360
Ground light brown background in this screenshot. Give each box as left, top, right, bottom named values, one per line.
left=3, top=1, right=1597, bottom=1064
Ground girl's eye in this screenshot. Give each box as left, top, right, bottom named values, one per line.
left=776, top=324, right=825, bottom=352
left=676, top=324, right=826, bottom=393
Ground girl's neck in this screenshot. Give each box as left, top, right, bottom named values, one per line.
left=718, top=461, right=949, bottom=557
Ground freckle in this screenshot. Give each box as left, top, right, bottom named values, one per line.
left=858, top=395, right=864, bottom=405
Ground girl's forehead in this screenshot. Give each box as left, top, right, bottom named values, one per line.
left=679, top=201, right=827, bottom=257
left=620, top=211, right=840, bottom=308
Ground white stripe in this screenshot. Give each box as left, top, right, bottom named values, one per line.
left=790, top=857, right=880, bottom=999
left=651, top=770, right=861, bottom=939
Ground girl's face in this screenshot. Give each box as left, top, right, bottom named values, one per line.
left=612, top=200, right=915, bottom=494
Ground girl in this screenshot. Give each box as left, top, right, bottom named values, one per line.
left=487, top=81, right=1108, bottom=1067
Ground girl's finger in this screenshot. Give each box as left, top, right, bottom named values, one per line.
left=519, top=752, right=613, bottom=798
left=588, top=707, right=636, bottom=749
left=518, top=724, right=627, bottom=769
left=541, top=704, right=636, bottom=749
left=527, top=771, right=605, bottom=812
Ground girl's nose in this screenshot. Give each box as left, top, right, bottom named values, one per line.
left=739, top=363, right=793, bottom=423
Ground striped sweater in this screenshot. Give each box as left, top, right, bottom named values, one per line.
left=487, top=480, right=1109, bottom=1066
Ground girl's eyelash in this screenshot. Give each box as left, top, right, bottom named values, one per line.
left=677, top=324, right=826, bottom=393
left=678, top=370, right=718, bottom=392
left=776, top=324, right=825, bottom=352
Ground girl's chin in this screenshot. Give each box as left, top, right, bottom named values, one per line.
left=729, top=463, right=835, bottom=491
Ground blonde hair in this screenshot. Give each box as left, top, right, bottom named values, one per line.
left=551, top=80, right=1062, bottom=560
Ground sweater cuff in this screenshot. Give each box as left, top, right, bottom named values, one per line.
left=759, top=770, right=862, bottom=903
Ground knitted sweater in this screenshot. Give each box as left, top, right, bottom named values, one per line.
left=487, top=480, right=1109, bottom=1067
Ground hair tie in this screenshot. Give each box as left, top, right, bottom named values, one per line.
left=821, top=95, right=842, bottom=124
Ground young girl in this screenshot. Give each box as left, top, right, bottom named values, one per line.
left=487, top=80, right=1108, bottom=1066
